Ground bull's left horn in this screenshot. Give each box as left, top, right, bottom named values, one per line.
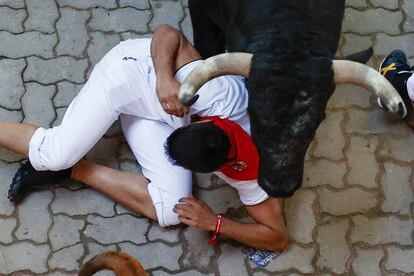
left=179, top=53, right=253, bottom=104
left=333, top=60, right=407, bottom=118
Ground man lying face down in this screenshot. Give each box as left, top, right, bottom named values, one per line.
left=3, top=25, right=289, bottom=251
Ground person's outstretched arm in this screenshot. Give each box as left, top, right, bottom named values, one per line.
left=151, top=24, right=201, bottom=117
left=174, top=197, right=290, bottom=251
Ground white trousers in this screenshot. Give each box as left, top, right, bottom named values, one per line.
left=28, top=63, right=191, bottom=227
left=407, top=74, right=414, bottom=101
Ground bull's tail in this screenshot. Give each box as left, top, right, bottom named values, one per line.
left=79, top=252, right=146, bottom=276
left=343, top=47, right=373, bottom=64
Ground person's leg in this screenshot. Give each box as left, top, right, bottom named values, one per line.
left=72, top=160, right=157, bottom=220
left=7, top=66, right=119, bottom=201
left=0, top=122, right=37, bottom=156
left=120, top=115, right=192, bottom=227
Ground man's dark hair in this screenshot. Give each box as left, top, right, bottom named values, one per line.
left=165, top=122, right=231, bottom=173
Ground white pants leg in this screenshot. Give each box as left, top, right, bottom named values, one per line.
left=29, top=66, right=119, bottom=171
left=120, top=115, right=192, bottom=227
left=407, top=74, right=414, bottom=101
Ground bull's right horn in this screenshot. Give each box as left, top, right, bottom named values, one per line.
left=333, top=60, right=407, bottom=118
left=178, top=53, right=253, bottom=105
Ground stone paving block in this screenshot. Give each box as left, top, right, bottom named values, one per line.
left=25, top=0, right=59, bottom=33
left=345, top=0, right=367, bottom=8
left=316, top=219, right=350, bottom=274
left=218, top=244, right=248, bottom=275
left=0, top=0, right=24, bottom=8
left=48, top=243, right=84, bottom=271
left=313, top=111, right=345, bottom=161
left=0, top=163, right=19, bottom=216
left=90, top=8, right=151, bottom=33
left=57, top=0, right=117, bottom=9
left=56, top=8, right=89, bottom=57
left=340, top=34, right=373, bottom=57
left=303, top=160, right=346, bottom=188
left=351, top=215, right=414, bottom=245
left=285, top=189, right=316, bottom=244
left=346, top=109, right=406, bottom=135
left=0, top=59, right=26, bottom=110
left=52, top=187, right=115, bottom=216
left=182, top=227, right=215, bottom=270
left=374, top=34, right=414, bottom=57
left=180, top=8, right=193, bottom=43
left=0, top=7, right=25, bottom=33
left=380, top=163, right=413, bottom=215
left=319, top=187, right=378, bottom=216
left=0, top=243, right=49, bottom=274
left=83, top=242, right=117, bottom=263
left=148, top=224, right=180, bottom=243
left=0, top=108, right=22, bottom=123
left=150, top=1, right=184, bottom=31
left=22, top=82, right=56, bottom=127
left=104, top=120, right=123, bottom=137
left=24, top=56, right=88, bottom=84
left=117, top=141, right=136, bottom=160
left=54, top=81, right=82, bottom=107
left=328, top=84, right=372, bottom=110
left=403, top=0, right=414, bottom=32
left=380, top=133, right=414, bottom=162
left=0, top=31, right=57, bottom=59
left=88, top=32, right=120, bottom=69
left=153, top=271, right=214, bottom=276
left=119, top=159, right=142, bottom=175
left=50, top=215, right=85, bottom=251
left=120, top=32, right=152, bottom=40
left=0, top=148, right=24, bottom=162
left=262, top=244, right=315, bottom=274
left=346, top=136, right=379, bottom=188
left=85, top=214, right=149, bottom=244
left=119, top=242, right=183, bottom=270
left=385, top=246, right=414, bottom=273
left=343, top=8, right=402, bottom=35
left=198, top=185, right=242, bottom=214
left=371, top=0, right=398, bottom=9
left=194, top=173, right=213, bottom=189
left=86, top=137, right=120, bottom=169
left=351, top=248, right=383, bottom=276
left=15, top=190, right=53, bottom=243
left=0, top=217, right=16, bottom=244
left=53, top=107, right=67, bottom=126
left=120, top=0, right=150, bottom=9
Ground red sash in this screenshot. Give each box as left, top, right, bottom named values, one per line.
left=192, top=115, right=259, bottom=181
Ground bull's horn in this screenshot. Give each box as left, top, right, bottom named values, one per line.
left=334, top=60, right=407, bottom=118
left=179, top=54, right=407, bottom=118
left=178, top=53, right=253, bottom=104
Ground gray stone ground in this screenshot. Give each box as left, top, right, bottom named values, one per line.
left=0, top=0, right=413, bottom=275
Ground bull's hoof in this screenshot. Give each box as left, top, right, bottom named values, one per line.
left=8, top=160, right=71, bottom=202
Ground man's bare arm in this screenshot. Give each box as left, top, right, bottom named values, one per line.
left=151, top=24, right=201, bottom=117
left=174, top=197, right=290, bottom=251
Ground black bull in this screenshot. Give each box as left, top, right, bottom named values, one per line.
left=188, top=0, right=346, bottom=198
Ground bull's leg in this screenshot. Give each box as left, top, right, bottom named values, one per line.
left=188, top=0, right=225, bottom=58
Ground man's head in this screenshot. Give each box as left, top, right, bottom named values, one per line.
left=165, top=122, right=230, bottom=172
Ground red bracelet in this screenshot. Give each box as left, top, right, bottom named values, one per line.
left=208, top=215, right=223, bottom=246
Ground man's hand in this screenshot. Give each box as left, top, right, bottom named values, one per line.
left=157, top=78, right=189, bottom=117
left=173, top=197, right=216, bottom=231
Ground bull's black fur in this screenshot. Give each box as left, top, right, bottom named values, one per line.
left=189, top=0, right=345, bottom=197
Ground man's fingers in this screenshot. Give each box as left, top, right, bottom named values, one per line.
left=179, top=216, right=195, bottom=227
left=179, top=197, right=198, bottom=205
left=174, top=207, right=193, bottom=219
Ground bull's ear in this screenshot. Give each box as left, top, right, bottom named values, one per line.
left=333, top=60, right=407, bottom=118
left=178, top=53, right=253, bottom=105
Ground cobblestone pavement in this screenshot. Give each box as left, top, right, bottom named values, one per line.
left=0, top=0, right=413, bottom=275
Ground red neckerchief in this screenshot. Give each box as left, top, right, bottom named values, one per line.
left=191, top=115, right=259, bottom=181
